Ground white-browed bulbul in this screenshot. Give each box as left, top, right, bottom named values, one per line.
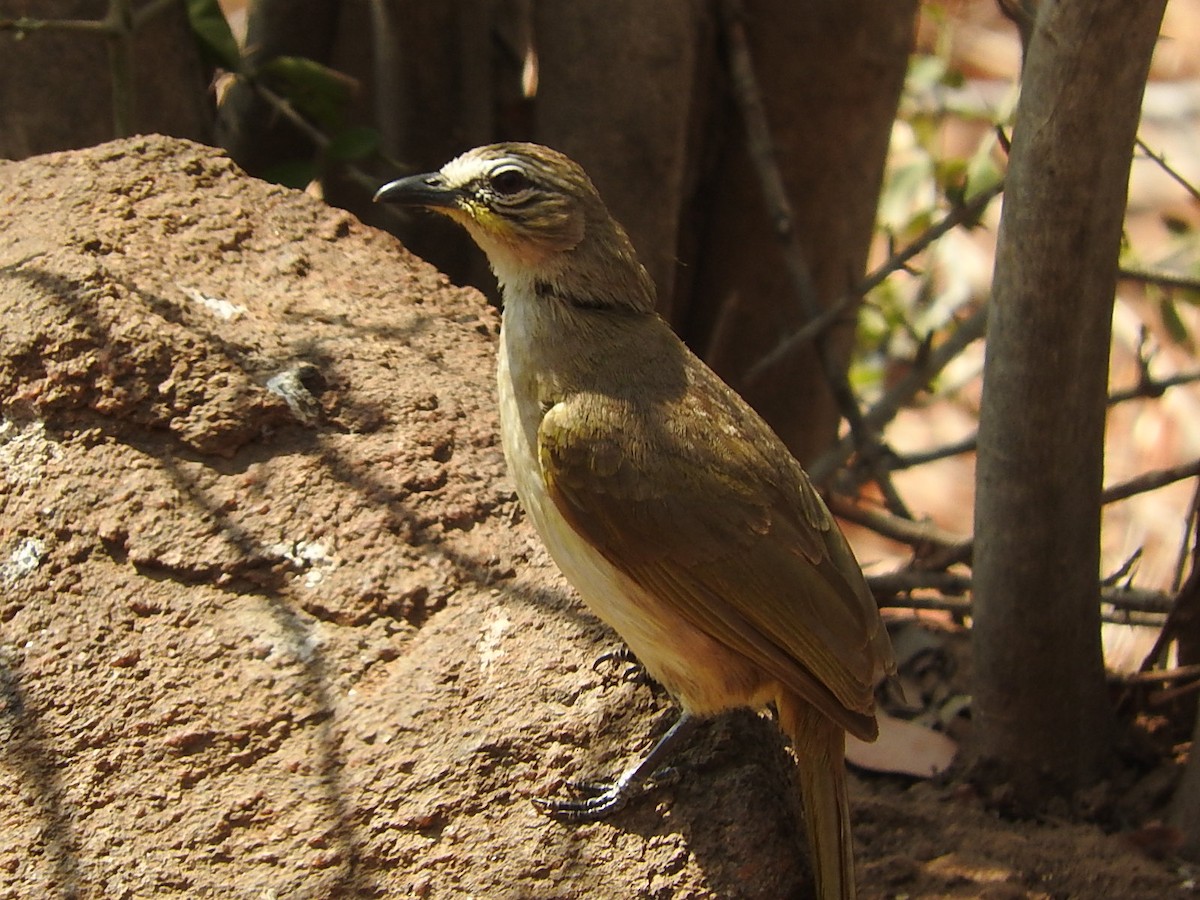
left=375, top=143, right=893, bottom=900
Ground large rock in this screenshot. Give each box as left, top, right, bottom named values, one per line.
left=0, top=135, right=810, bottom=899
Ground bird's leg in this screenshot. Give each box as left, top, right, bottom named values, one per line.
left=532, top=712, right=700, bottom=821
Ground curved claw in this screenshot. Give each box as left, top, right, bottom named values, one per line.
left=531, top=766, right=685, bottom=821
left=531, top=784, right=630, bottom=821
left=591, top=647, right=649, bottom=684
left=592, top=647, right=636, bottom=671
left=531, top=713, right=701, bottom=824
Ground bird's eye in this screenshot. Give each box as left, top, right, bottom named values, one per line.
left=490, top=167, right=532, bottom=196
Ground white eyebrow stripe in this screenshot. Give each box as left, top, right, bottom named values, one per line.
left=440, top=153, right=522, bottom=189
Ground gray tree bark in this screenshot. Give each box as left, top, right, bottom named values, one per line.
left=972, top=0, right=1167, bottom=803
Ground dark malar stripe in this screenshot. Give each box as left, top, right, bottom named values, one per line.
left=533, top=279, right=610, bottom=310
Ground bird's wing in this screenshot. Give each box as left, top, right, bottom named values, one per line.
left=538, top=361, right=892, bottom=741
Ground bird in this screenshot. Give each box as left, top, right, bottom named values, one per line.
left=375, top=142, right=894, bottom=900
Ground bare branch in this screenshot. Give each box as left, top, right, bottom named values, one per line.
left=717, top=0, right=866, bottom=447
left=746, top=179, right=1004, bottom=387
left=868, top=569, right=1173, bottom=618
left=250, top=82, right=389, bottom=199
left=828, top=493, right=968, bottom=550
left=1113, top=663, right=1200, bottom=686
left=869, top=569, right=970, bottom=597
left=834, top=459, right=1198, bottom=579
left=1119, top=266, right=1200, bottom=293
left=890, top=434, right=978, bottom=470
left=719, top=0, right=920, bottom=519
left=878, top=369, right=1200, bottom=476
left=808, top=304, right=989, bottom=483
left=0, top=0, right=179, bottom=137
left=1108, top=369, right=1200, bottom=404
left=716, top=0, right=822, bottom=325
left=0, top=16, right=110, bottom=34
left=253, top=82, right=329, bottom=149
left=106, top=0, right=136, bottom=137
left=1136, top=136, right=1200, bottom=204
left=1102, top=458, right=1200, bottom=505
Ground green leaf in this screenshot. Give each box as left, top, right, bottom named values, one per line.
left=327, top=126, right=380, bottom=162
left=965, top=134, right=1004, bottom=200
left=935, top=157, right=968, bottom=197
left=879, top=158, right=935, bottom=233
left=185, top=0, right=240, bottom=71
left=1159, top=294, right=1193, bottom=350
left=258, top=56, right=356, bottom=130
left=907, top=55, right=948, bottom=94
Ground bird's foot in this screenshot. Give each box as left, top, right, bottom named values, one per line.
left=531, top=767, right=680, bottom=822
left=532, top=713, right=699, bottom=822
left=592, top=646, right=648, bottom=684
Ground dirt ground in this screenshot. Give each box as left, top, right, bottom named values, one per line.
left=0, top=135, right=1194, bottom=899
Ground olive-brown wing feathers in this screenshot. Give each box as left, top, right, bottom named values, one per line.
left=537, top=364, right=891, bottom=741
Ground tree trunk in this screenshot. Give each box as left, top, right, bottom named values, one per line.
left=229, top=2, right=913, bottom=469
left=532, top=0, right=704, bottom=308
left=682, top=0, right=916, bottom=466
left=1173, top=696, right=1200, bottom=859
left=971, top=0, right=1167, bottom=805
left=533, top=0, right=916, bottom=466
left=0, top=0, right=211, bottom=159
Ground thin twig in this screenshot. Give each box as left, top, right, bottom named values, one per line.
left=828, top=493, right=968, bottom=551
left=868, top=569, right=1174, bottom=615
left=716, top=0, right=869, bottom=445
left=881, top=369, right=1200, bottom=474
left=869, top=569, right=971, bottom=597
left=1149, top=678, right=1200, bottom=705
left=1175, top=480, right=1200, bottom=593
left=0, top=0, right=171, bottom=138
left=254, top=82, right=329, bottom=149
left=875, top=591, right=1165, bottom=627
left=1136, top=136, right=1200, bottom=204
left=250, top=82, right=405, bottom=201
left=890, top=434, right=978, bottom=470
left=1119, top=267, right=1200, bottom=293
left=1113, top=663, right=1200, bottom=686
left=717, top=0, right=822, bottom=325
left=843, top=461, right=1200, bottom=578
left=106, top=0, right=136, bottom=137
left=745, top=179, right=1004, bottom=387
left=1141, top=481, right=1200, bottom=671
left=0, top=16, right=110, bottom=33
left=1108, top=369, right=1200, bottom=404
left=809, top=304, right=989, bottom=483
left=835, top=459, right=1199, bottom=576
left=1102, top=458, right=1200, bottom=505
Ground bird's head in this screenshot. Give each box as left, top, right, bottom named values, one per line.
left=374, top=143, right=655, bottom=313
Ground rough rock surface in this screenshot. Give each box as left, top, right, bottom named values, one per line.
left=0, top=136, right=1189, bottom=899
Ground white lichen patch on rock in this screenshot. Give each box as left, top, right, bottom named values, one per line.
left=0, top=417, right=63, bottom=486
left=1, top=536, right=46, bottom=587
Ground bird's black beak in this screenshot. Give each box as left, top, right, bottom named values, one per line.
left=373, top=172, right=460, bottom=209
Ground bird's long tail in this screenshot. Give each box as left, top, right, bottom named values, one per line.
left=777, top=694, right=856, bottom=900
